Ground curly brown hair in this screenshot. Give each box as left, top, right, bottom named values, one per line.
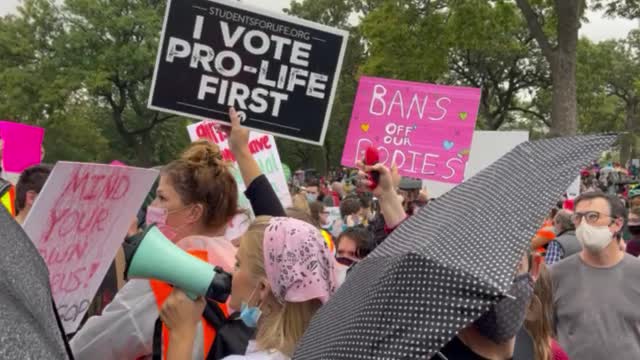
left=161, top=140, right=239, bottom=230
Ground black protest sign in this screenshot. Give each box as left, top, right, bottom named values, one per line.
left=148, top=0, right=349, bottom=145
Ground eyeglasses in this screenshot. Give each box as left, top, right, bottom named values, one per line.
left=571, top=211, right=613, bottom=225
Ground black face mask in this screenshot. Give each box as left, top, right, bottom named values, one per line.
left=473, top=273, right=534, bottom=344
left=629, top=225, right=640, bottom=236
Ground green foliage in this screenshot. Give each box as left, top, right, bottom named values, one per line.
left=358, top=0, right=550, bottom=131
left=592, top=0, right=640, bottom=18
left=576, top=38, right=626, bottom=134
left=42, top=100, right=112, bottom=163
left=0, top=0, right=636, bottom=170
left=0, top=0, right=190, bottom=166
left=278, top=0, right=365, bottom=173
left=359, top=0, right=450, bottom=82
left=576, top=33, right=640, bottom=162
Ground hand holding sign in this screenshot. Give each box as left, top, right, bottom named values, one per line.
left=218, top=107, right=262, bottom=190
left=227, top=107, right=250, bottom=156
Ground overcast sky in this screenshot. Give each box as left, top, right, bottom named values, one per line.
left=0, top=0, right=637, bottom=42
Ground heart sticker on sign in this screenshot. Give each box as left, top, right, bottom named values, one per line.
left=458, top=148, right=470, bottom=157
left=360, top=123, right=370, bottom=132
left=443, top=140, right=454, bottom=150
left=459, top=112, right=468, bottom=120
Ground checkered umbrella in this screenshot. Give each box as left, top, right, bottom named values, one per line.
left=293, top=135, right=616, bottom=359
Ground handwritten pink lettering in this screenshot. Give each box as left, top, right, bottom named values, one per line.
left=39, top=240, right=89, bottom=265
left=42, top=207, right=110, bottom=243
left=342, top=76, right=480, bottom=184
left=49, top=262, right=100, bottom=295
left=61, top=169, right=131, bottom=202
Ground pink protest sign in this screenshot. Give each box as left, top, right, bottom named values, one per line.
left=341, top=77, right=481, bottom=183
left=0, top=121, right=45, bottom=173
left=23, top=162, right=158, bottom=333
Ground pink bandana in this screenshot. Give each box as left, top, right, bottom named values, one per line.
left=263, top=217, right=336, bottom=304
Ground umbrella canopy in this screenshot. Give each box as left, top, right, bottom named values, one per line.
left=293, top=135, right=616, bottom=359
left=0, top=206, right=70, bottom=359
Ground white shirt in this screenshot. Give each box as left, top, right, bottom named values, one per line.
left=222, top=341, right=289, bottom=360
left=70, top=279, right=205, bottom=360
left=70, top=235, right=237, bottom=360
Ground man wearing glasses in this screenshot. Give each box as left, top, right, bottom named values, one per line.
left=551, top=191, right=640, bottom=360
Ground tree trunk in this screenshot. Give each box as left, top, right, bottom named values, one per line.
left=135, top=132, right=153, bottom=167
left=324, top=146, right=331, bottom=175
left=516, top=0, right=580, bottom=137
left=622, top=98, right=640, bottom=165
left=548, top=54, right=578, bottom=137
left=548, top=0, right=580, bottom=137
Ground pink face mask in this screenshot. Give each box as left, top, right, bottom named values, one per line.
left=145, top=206, right=178, bottom=241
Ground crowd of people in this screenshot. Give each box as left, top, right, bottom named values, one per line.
left=2, top=110, right=640, bottom=360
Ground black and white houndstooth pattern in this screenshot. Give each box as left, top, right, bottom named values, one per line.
left=293, top=135, right=617, bottom=360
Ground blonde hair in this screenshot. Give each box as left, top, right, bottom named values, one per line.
left=162, top=140, right=239, bottom=230
left=292, top=193, right=311, bottom=215
left=524, top=263, right=554, bottom=360
left=242, top=216, right=323, bottom=357
left=285, top=207, right=316, bottom=227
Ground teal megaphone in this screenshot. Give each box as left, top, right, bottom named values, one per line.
left=123, top=225, right=232, bottom=303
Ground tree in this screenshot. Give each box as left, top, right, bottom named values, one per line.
left=446, top=1, right=550, bottom=130
left=59, top=0, right=182, bottom=166
left=358, top=0, right=451, bottom=82
left=0, top=0, right=191, bottom=165
left=577, top=33, right=640, bottom=163
left=357, top=0, right=549, bottom=131
left=280, top=0, right=365, bottom=174
left=0, top=0, right=112, bottom=163
left=515, top=0, right=584, bottom=137
left=593, top=0, right=640, bottom=18
left=515, top=0, right=640, bottom=137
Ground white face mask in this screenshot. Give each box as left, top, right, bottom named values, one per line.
left=576, top=218, right=614, bottom=252
left=334, top=263, right=349, bottom=288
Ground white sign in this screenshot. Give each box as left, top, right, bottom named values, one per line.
left=566, top=176, right=581, bottom=199
left=187, top=121, right=292, bottom=239
left=423, top=131, right=530, bottom=197
left=23, top=162, right=158, bottom=333
left=325, top=206, right=341, bottom=226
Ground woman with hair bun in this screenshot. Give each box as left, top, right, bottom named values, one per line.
left=161, top=111, right=336, bottom=360
left=159, top=108, right=336, bottom=360
left=71, top=139, right=241, bottom=360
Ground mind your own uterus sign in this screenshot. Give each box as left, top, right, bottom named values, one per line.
left=341, top=77, right=481, bottom=184
left=148, top=0, right=348, bottom=145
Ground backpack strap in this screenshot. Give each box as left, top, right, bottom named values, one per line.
left=202, top=299, right=226, bottom=332
left=52, top=298, right=75, bottom=360
left=152, top=318, right=162, bottom=360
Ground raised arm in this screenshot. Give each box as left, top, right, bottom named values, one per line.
left=227, top=107, right=285, bottom=217
left=359, top=162, right=406, bottom=230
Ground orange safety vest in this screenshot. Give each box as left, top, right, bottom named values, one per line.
left=533, top=220, right=555, bottom=254
left=149, top=249, right=228, bottom=360
left=0, top=181, right=15, bottom=217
